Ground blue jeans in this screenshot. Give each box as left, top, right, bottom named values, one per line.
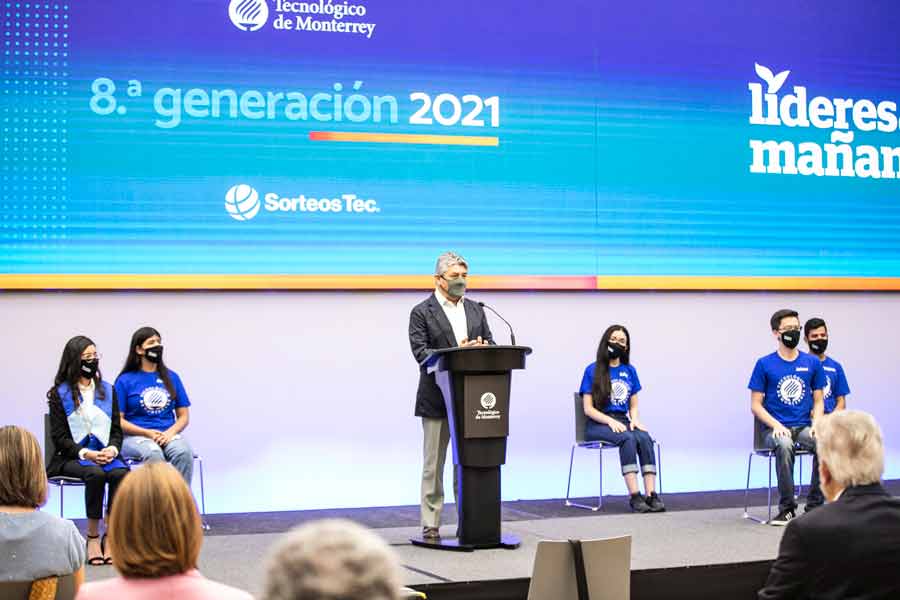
left=121, top=434, right=193, bottom=484
left=764, top=425, right=823, bottom=512
left=585, top=414, right=657, bottom=476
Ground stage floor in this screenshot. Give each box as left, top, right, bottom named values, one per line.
left=81, top=483, right=900, bottom=597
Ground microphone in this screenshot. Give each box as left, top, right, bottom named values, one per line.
left=477, top=301, right=517, bottom=346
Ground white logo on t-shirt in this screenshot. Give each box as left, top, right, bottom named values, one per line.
left=610, top=379, right=630, bottom=406
left=777, top=374, right=805, bottom=406
left=824, top=375, right=833, bottom=400
left=140, top=386, right=171, bottom=415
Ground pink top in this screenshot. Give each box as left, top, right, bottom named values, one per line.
left=75, top=569, right=253, bottom=600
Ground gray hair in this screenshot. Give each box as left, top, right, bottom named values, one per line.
left=434, top=251, right=468, bottom=276
left=262, top=519, right=402, bottom=600
left=816, top=410, right=884, bottom=488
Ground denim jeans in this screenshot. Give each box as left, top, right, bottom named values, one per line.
left=122, top=434, right=193, bottom=484
left=585, top=414, right=657, bottom=476
left=763, top=425, right=822, bottom=512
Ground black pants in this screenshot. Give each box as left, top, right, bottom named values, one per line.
left=59, top=461, right=129, bottom=520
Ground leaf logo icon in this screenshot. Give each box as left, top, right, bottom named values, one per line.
left=755, top=63, right=790, bottom=94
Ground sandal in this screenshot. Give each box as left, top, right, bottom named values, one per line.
left=86, top=534, right=105, bottom=566
left=101, top=533, right=113, bottom=565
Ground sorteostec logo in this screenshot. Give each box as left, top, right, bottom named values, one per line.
left=229, top=0, right=269, bottom=32
left=225, top=184, right=261, bottom=221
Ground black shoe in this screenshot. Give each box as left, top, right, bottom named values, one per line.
left=629, top=493, right=651, bottom=513
left=85, top=534, right=105, bottom=566
left=769, top=509, right=795, bottom=526
left=645, top=492, right=666, bottom=512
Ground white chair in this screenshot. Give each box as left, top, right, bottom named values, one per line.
left=527, top=536, right=631, bottom=600
left=565, top=393, right=662, bottom=510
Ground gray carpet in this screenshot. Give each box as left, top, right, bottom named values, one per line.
left=83, top=505, right=787, bottom=596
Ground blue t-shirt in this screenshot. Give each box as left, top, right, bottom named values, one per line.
left=114, top=369, right=191, bottom=431
left=579, top=362, right=642, bottom=414
left=820, top=356, right=850, bottom=414
left=748, top=351, right=826, bottom=427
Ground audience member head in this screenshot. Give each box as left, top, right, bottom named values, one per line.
left=108, top=462, right=202, bottom=578
left=262, top=519, right=402, bottom=600
left=0, top=425, right=48, bottom=508
left=815, top=410, right=884, bottom=501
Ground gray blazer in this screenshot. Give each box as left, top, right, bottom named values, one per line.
left=408, top=293, right=494, bottom=418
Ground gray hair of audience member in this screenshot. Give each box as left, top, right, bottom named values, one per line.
left=262, top=519, right=403, bottom=600
left=434, top=251, right=468, bottom=276
left=816, top=410, right=884, bottom=488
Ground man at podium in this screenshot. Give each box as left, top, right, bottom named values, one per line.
left=408, top=251, right=494, bottom=541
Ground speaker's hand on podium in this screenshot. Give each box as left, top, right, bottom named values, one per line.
left=460, top=336, right=485, bottom=347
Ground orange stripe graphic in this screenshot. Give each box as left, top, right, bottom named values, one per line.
left=310, top=131, right=499, bottom=146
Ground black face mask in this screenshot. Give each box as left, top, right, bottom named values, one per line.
left=780, top=330, right=801, bottom=349
left=808, top=338, right=828, bottom=354
left=144, top=345, right=163, bottom=364
left=80, top=359, right=99, bottom=379
left=607, top=343, right=627, bottom=360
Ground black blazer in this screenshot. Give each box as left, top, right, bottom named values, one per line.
left=46, top=387, right=123, bottom=477
left=758, top=483, right=900, bottom=600
left=408, top=293, right=494, bottom=418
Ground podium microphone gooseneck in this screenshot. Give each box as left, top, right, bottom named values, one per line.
left=477, top=301, right=516, bottom=346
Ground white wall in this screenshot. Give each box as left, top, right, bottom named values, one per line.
left=2, top=290, right=897, bottom=516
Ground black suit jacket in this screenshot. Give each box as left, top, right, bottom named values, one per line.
left=759, top=483, right=900, bottom=600
left=408, top=293, right=494, bottom=418
left=46, top=387, right=123, bottom=477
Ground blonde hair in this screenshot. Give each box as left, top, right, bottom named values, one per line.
left=108, top=462, right=202, bottom=578
left=263, top=519, right=402, bottom=600
left=0, top=425, right=48, bottom=508
left=816, top=410, right=884, bottom=488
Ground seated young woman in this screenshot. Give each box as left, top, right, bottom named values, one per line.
left=579, top=324, right=664, bottom=513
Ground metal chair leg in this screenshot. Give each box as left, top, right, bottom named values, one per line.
left=797, top=454, right=804, bottom=499
left=565, top=444, right=576, bottom=506
left=196, top=455, right=209, bottom=531
left=59, top=485, right=64, bottom=519
left=597, top=449, right=603, bottom=509
left=565, top=444, right=601, bottom=511
left=745, top=452, right=777, bottom=524
left=655, top=442, right=662, bottom=494
left=743, top=452, right=753, bottom=518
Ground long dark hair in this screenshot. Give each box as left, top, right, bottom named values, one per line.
left=120, top=326, right=177, bottom=400
left=46, top=335, right=106, bottom=408
left=590, top=324, right=631, bottom=411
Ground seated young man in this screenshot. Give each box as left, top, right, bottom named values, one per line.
left=748, top=309, right=826, bottom=525
left=803, top=317, right=850, bottom=415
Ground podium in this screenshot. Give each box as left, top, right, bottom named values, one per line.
left=411, top=345, right=532, bottom=551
